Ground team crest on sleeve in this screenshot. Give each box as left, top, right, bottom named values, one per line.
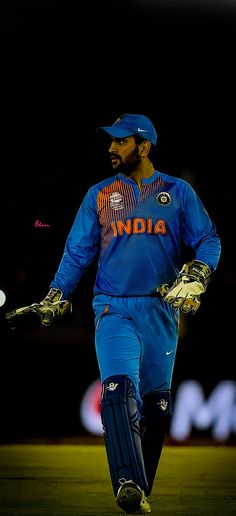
left=156, top=191, right=171, bottom=206
left=110, top=192, right=124, bottom=210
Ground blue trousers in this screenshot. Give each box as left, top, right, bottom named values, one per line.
left=93, top=294, right=179, bottom=406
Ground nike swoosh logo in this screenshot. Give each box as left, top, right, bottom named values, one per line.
left=166, top=349, right=175, bottom=355
left=137, top=128, right=148, bottom=132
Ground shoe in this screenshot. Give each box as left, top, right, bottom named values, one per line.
left=116, top=480, right=151, bottom=513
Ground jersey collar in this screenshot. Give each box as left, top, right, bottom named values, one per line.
left=117, top=170, right=159, bottom=185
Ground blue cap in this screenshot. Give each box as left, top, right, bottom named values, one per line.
left=98, top=113, right=157, bottom=145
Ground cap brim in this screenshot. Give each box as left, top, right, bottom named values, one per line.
left=97, top=126, right=135, bottom=139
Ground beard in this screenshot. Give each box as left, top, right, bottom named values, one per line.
left=110, top=146, right=141, bottom=175
left=115, top=159, right=141, bottom=175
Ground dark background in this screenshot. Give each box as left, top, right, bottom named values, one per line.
left=1, top=0, right=236, bottom=440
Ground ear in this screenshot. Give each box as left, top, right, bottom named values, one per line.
left=140, top=140, right=151, bottom=157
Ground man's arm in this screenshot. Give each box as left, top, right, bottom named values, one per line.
left=49, top=187, right=100, bottom=299
left=180, top=181, right=221, bottom=272
left=160, top=182, right=221, bottom=314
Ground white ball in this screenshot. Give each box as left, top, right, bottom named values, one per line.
left=0, top=290, right=6, bottom=307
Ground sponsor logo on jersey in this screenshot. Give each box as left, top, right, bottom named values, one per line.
left=110, top=192, right=124, bottom=210
left=111, top=217, right=167, bottom=236
left=156, top=191, right=171, bottom=206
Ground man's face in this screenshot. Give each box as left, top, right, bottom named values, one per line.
left=108, top=136, right=142, bottom=175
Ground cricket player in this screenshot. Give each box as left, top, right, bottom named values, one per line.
left=6, top=114, right=221, bottom=514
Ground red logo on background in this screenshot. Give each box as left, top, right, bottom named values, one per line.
left=34, top=220, right=50, bottom=228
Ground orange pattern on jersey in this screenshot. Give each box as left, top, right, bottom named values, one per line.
left=139, top=176, right=165, bottom=201
left=97, top=176, right=166, bottom=251
left=97, top=179, right=136, bottom=224
left=97, top=179, right=136, bottom=250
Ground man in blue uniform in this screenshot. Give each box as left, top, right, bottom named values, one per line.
left=7, top=114, right=221, bottom=514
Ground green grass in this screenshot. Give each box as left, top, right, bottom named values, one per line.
left=0, top=444, right=236, bottom=515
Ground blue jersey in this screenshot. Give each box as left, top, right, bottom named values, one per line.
left=50, top=170, right=221, bottom=298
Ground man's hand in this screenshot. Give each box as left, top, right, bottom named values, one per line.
left=5, top=288, right=72, bottom=329
left=159, top=260, right=211, bottom=314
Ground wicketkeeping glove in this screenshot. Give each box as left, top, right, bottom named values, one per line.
left=159, top=259, right=211, bottom=314
left=5, top=288, right=72, bottom=329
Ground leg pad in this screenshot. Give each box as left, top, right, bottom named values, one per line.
left=140, top=389, right=173, bottom=496
left=101, top=375, right=148, bottom=495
